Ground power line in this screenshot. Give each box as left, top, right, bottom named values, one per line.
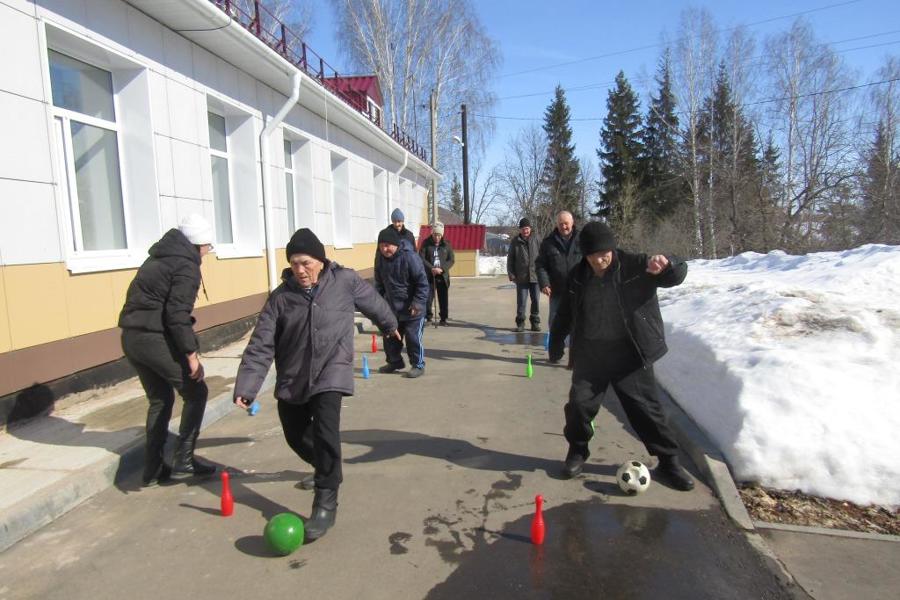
left=473, top=76, right=900, bottom=123
left=498, top=0, right=864, bottom=79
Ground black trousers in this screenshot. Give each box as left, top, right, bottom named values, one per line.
left=426, top=276, right=449, bottom=321
left=564, top=342, right=679, bottom=460
left=277, top=391, right=343, bottom=490
left=121, top=329, right=208, bottom=478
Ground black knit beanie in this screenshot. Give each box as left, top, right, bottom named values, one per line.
left=377, top=227, right=401, bottom=246
left=286, top=228, right=327, bottom=263
left=518, top=218, right=531, bottom=228
left=580, top=221, right=617, bottom=255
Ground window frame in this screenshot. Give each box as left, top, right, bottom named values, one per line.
left=207, top=109, right=236, bottom=248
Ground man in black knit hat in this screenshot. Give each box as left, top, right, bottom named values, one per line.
left=234, top=228, right=400, bottom=540
left=549, top=221, right=695, bottom=491
left=506, top=217, right=542, bottom=332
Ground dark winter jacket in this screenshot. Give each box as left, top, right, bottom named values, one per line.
left=234, top=262, right=397, bottom=404
left=549, top=250, right=687, bottom=367
left=536, top=227, right=582, bottom=292
left=419, top=236, right=455, bottom=286
left=375, top=239, right=430, bottom=320
left=506, top=233, right=540, bottom=283
left=118, top=228, right=202, bottom=355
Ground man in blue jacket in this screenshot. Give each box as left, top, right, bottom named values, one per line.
left=375, top=227, right=430, bottom=378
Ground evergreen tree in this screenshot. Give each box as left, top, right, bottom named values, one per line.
left=860, top=122, right=900, bottom=244
left=641, top=51, right=683, bottom=220
left=542, top=85, right=582, bottom=224
left=597, top=71, right=644, bottom=230
left=448, top=173, right=463, bottom=218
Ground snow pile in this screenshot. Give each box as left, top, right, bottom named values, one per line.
left=655, top=245, right=900, bottom=507
left=479, top=255, right=507, bottom=276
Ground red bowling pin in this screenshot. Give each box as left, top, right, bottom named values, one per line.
left=531, top=494, right=545, bottom=545
left=371, top=334, right=378, bottom=353
left=220, top=471, right=234, bottom=517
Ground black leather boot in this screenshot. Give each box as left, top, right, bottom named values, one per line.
left=170, top=433, right=216, bottom=479
left=562, top=448, right=586, bottom=479
left=305, top=487, right=338, bottom=541
left=655, top=455, right=695, bottom=491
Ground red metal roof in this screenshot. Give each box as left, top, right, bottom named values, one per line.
left=322, top=75, right=384, bottom=107
left=418, top=224, right=486, bottom=251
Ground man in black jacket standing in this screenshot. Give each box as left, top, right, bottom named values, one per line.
left=506, top=218, right=542, bottom=332
left=419, top=221, right=455, bottom=326
left=119, top=214, right=216, bottom=486
left=549, top=221, right=694, bottom=491
left=536, top=210, right=581, bottom=337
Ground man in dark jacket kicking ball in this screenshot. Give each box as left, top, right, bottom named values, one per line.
left=233, top=228, right=399, bottom=540
left=549, top=221, right=695, bottom=491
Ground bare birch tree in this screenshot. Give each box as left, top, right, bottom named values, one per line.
left=498, top=125, right=548, bottom=230
left=232, top=0, right=314, bottom=43
left=670, top=7, right=718, bottom=257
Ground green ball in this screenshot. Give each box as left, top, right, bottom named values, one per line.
left=264, top=513, right=305, bottom=556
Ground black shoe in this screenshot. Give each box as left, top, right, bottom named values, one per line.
left=439, top=320, right=448, bottom=326
left=563, top=451, right=586, bottom=479
left=547, top=358, right=560, bottom=365
left=170, top=435, right=217, bottom=480
left=530, top=323, right=541, bottom=332
left=141, top=462, right=172, bottom=487
left=296, top=473, right=315, bottom=490
left=306, top=488, right=338, bottom=541
left=378, top=362, right=404, bottom=374
left=654, top=455, right=695, bottom=491
left=515, top=323, right=525, bottom=333
left=405, top=367, right=424, bottom=379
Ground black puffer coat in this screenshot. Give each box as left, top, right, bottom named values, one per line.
left=549, top=250, right=687, bottom=367
left=234, top=262, right=397, bottom=404
left=419, top=236, right=455, bottom=286
left=506, top=233, right=540, bottom=283
left=536, top=228, right=582, bottom=292
left=118, top=228, right=202, bottom=354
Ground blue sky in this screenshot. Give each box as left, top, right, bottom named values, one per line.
left=305, top=0, right=899, bottom=183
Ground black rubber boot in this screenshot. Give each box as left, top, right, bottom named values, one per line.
left=562, top=449, right=586, bottom=479
left=305, top=487, right=338, bottom=541
left=655, top=455, right=695, bottom=491
left=170, top=434, right=217, bottom=479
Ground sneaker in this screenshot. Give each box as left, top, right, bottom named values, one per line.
left=378, top=362, right=404, bottom=374
left=562, top=451, right=585, bottom=479
left=654, top=455, right=695, bottom=491
left=405, top=367, right=425, bottom=378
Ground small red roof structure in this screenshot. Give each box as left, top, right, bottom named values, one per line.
left=322, top=75, right=384, bottom=115
left=418, top=224, right=486, bottom=251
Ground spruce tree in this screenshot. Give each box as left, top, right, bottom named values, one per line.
left=860, top=122, right=900, bottom=244
left=641, top=51, right=682, bottom=220
left=597, top=71, right=644, bottom=228
left=448, top=173, right=463, bottom=218
left=542, top=85, right=582, bottom=225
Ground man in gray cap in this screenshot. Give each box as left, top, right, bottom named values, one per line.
left=549, top=221, right=695, bottom=491
left=375, top=208, right=417, bottom=270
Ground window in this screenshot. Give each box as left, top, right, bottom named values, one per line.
left=49, top=50, right=126, bottom=251
left=331, top=154, right=351, bottom=248
left=208, top=112, right=233, bottom=244
left=284, top=139, right=295, bottom=233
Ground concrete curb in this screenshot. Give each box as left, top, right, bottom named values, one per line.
left=657, top=387, right=806, bottom=596
left=754, top=520, right=900, bottom=542
left=0, top=372, right=274, bottom=554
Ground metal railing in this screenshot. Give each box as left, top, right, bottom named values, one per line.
left=209, top=0, right=428, bottom=161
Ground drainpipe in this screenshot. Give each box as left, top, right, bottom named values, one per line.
left=387, top=150, right=409, bottom=220
left=260, top=72, right=303, bottom=290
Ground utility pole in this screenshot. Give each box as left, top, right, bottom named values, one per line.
left=429, top=89, right=438, bottom=225
left=461, top=103, right=470, bottom=224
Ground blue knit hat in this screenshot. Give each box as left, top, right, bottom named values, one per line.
left=391, top=208, right=405, bottom=222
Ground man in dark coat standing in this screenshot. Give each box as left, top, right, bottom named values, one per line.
left=536, top=210, right=581, bottom=338
left=549, top=221, right=695, bottom=491
left=375, top=227, right=430, bottom=378
left=506, top=218, right=542, bottom=332
left=119, top=214, right=216, bottom=486
left=234, top=228, right=399, bottom=540
left=419, top=221, right=455, bottom=325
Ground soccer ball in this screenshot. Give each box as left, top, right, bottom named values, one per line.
left=616, top=460, right=651, bottom=495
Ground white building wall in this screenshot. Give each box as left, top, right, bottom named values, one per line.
left=0, top=0, right=433, bottom=270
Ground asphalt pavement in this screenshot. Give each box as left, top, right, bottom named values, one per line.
left=0, top=276, right=896, bottom=599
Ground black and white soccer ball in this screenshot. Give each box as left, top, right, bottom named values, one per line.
left=616, top=460, right=651, bottom=494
